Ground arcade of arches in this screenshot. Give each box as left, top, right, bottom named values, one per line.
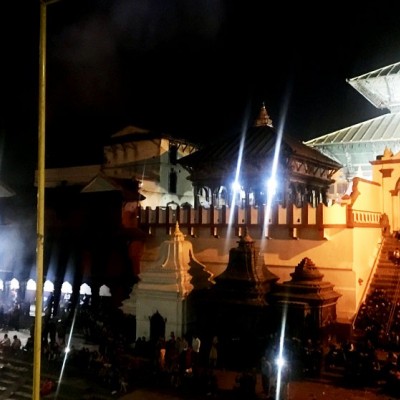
left=0, top=277, right=112, bottom=328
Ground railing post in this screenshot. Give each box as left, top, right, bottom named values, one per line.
left=287, top=203, right=294, bottom=229
left=210, top=205, right=215, bottom=236
left=222, top=205, right=227, bottom=225
left=347, top=205, right=354, bottom=228
left=234, top=205, right=240, bottom=236
left=302, top=202, right=308, bottom=225
left=245, top=204, right=251, bottom=226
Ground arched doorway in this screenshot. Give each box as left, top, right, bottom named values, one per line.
left=149, top=311, right=166, bottom=343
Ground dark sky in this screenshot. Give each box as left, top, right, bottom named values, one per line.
left=2, top=0, right=400, bottom=192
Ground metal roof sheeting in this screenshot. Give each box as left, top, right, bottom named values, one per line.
left=180, top=125, right=342, bottom=170
left=347, top=61, right=400, bottom=112
left=304, top=113, right=400, bottom=147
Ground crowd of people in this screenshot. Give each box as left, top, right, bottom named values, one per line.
left=354, top=288, right=400, bottom=351
left=0, top=303, right=220, bottom=397
left=3, top=289, right=400, bottom=398
left=0, top=333, right=22, bottom=355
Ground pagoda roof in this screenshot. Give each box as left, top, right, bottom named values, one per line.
left=304, top=112, right=400, bottom=147
left=347, top=61, right=400, bottom=112
left=179, top=128, right=342, bottom=169
left=303, top=113, right=400, bottom=176
left=179, top=107, right=342, bottom=185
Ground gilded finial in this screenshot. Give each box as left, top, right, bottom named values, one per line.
left=254, top=103, right=273, bottom=128
left=173, top=222, right=185, bottom=241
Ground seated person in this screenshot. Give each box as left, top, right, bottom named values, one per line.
left=11, top=335, right=22, bottom=354
left=23, top=336, right=34, bottom=353
left=0, top=333, right=11, bottom=354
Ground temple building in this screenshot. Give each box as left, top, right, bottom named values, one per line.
left=178, top=104, right=342, bottom=211
left=16, top=59, right=399, bottom=347
left=43, top=125, right=198, bottom=209
left=138, top=98, right=386, bottom=332
left=305, top=61, right=400, bottom=184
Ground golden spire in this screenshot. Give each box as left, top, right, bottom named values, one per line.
left=173, top=221, right=185, bottom=241
left=254, top=103, right=273, bottom=128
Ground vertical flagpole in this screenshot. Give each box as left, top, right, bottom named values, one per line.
left=33, top=1, right=47, bottom=398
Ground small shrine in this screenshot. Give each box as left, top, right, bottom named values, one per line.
left=267, top=257, right=341, bottom=342
left=211, top=229, right=276, bottom=304
left=199, top=229, right=279, bottom=369
left=120, top=222, right=213, bottom=342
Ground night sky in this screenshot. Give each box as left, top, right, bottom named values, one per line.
left=2, top=0, right=400, bottom=193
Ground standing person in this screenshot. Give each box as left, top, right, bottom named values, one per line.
left=56, top=319, right=66, bottom=347
left=191, top=334, right=201, bottom=373
left=179, top=337, right=190, bottom=376
left=209, top=336, right=218, bottom=369
left=8, top=303, right=20, bottom=331
left=165, top=331, right=176, bottom=372
left=261, top=356, right=272, bottom=398
left=0, top=304, right=4, bottom=330
left=192, top=334, right=201, bottom=354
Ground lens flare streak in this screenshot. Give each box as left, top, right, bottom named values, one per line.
left=275, top=304, right=287, bottom=400
left=263, top=124, right=283, bottom=239
left=54, top=307, right=78, bottom=398
left=225, top=115, right=249, bottom=251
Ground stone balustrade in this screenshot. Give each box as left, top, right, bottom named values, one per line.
left=137, top=202, right=381, bottom=231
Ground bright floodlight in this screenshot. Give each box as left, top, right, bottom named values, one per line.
left=267, top=178, right=277, bottom=196
left=275, top=355, right=285, bottom=368
left=231, top=181, right=241, bottom=191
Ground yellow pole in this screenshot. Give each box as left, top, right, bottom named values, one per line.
left=33, top=1, right=46, bottom=398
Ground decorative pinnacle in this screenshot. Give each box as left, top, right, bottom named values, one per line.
left=254, top=103, right=273, bottom=128
left=173, top=222, right=185, bottom=241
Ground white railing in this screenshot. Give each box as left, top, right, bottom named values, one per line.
left=137, top=202, right=380, bottom=229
